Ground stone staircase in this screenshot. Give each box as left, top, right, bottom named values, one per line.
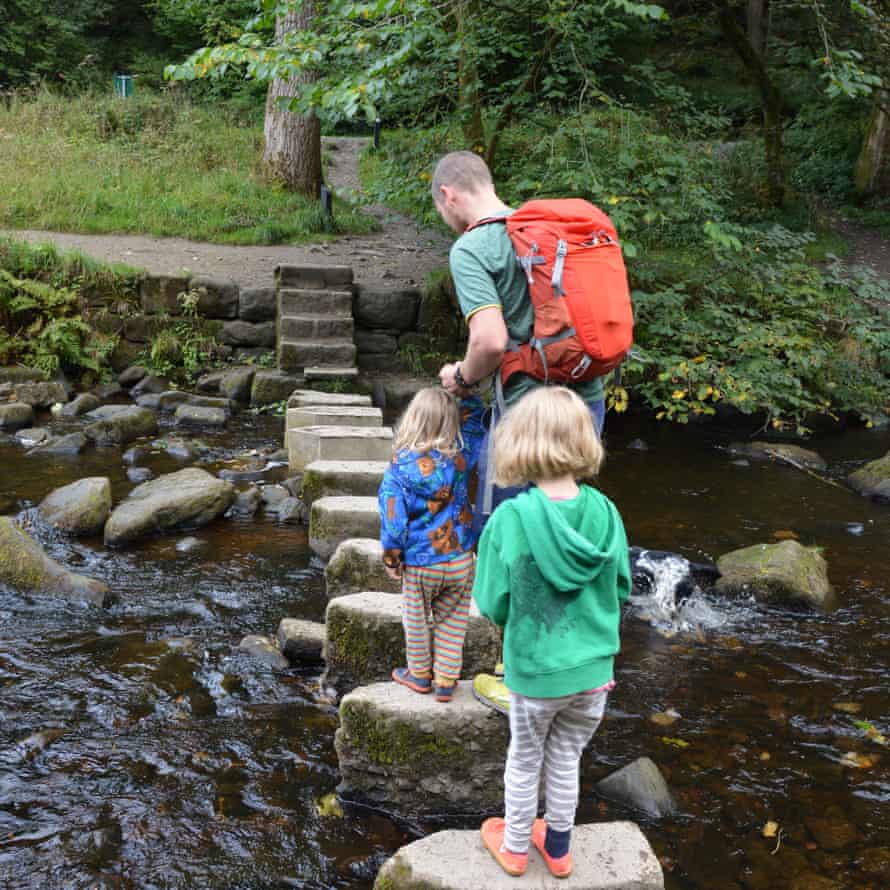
left=275, top=264, right=358, bottom=381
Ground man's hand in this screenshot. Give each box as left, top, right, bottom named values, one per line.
left=439, top=362, right=463, bottom=395
left=384, top=563, right=403, bottom=582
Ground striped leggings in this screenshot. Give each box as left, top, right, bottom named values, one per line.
left=504, top=689, right=608, bottom=854
left=401, top=553, right=474, bottom=685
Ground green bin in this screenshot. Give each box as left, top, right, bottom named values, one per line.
left=113, top=74, right=134, bottom=98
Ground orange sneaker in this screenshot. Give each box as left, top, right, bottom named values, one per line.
left=532, top=819, right=573, bottom=878
left=480, top=818, right=528, bottom=877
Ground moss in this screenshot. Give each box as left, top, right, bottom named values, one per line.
left=300, top=473, right=322, bottom=506
left=326, top=610, right=375, bottom=680
left=374, top=859, right=429, bottom=890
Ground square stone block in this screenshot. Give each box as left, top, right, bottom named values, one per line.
left=301, top=460, right=387, bottom=506
left=309, top=496, right=380, bottom=560
left=289, top=426, right=392, bottom=473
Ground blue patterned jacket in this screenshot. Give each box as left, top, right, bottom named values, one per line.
left=378, top=396, right=486, bottom=569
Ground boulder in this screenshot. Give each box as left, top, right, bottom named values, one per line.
left=174, top=405, right=227, bottom=427
left=260, top=485, right=290, bottom=509
left=335, top=681, right=509, bottom=816
left=229, top=486, right=262, bottom=517
left=325, top=538, right=400, bottom=598
left=287, top=389, right=372, bottom=409
left=309, top=496, right=381, bottom=560
left=277, top=618, right=325, bottom=663
left=187, top=395, right=234, bottom=411
left=0, top=518, right=113, bottom=607
left=104, top=467, right=235, bottom=545
left=220, top=320, right=276, bottom=348
left=136, top=394, right=162, bottom=410
left=238, top=286, right=276, bottom=322
left=118, top=365, right=148, bottom=387
left=715, top=540, right=834, bottom=609
left=196, top=370, right=225, bottom=393
left=127, top=467, right=153, bottom=484
left=728, top=441, right=827, bottom=471
left=130, top=375, right=168, bottom=398
left=10, top=381, right=68, bottom=408
left=848, top=450, right=890, bottom=503
left=277, top=496, right=307, bottom=524
left=34, top=432, right=88, bottom=456
left=596, top=757, right=677, bottom=820
left=84, top=407, right=158, bottom=446
left=302, top=460, right=387, bottom=507
left=15, top=428, right=48, bottom=447
left=374, top=823, right=665, bottom=890
left=354, top=286, right=421, bottom=331
left=141, top=275, right=189, bottom=315
left=39, top=477, right=112, bottom=537
left=220, top=366, right=256, bottom=402
left=92, top=381, right=126, bottom=401
left=61, top=393, right=101, bottom=417
left=156, top=391, right=191, bottom=412
left=191, top=275, right=239, bottom=319
left=289, top=426, right=393, bottom=473
left=237, top=634, right=289, bottom=670
left=323, top=591, right=500, bottom=696
left=0, top=403, right=35, bottom=431
left=122, top=445, right=150, bottom=465
left=251, top=370, right=303, bottom=406
left=156, top=437, right=199, bottom=462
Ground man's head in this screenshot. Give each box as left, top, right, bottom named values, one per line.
left=431, top=151, right=498, bottom=233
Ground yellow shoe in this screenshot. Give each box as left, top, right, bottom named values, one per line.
left=472, top=674, right=509, bottom=715
left=494, top=662, right=505, bottom=678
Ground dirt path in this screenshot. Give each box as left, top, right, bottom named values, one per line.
left=1, top=137, right=452, bottom=291
left=830, top=214, right=890, bottom=281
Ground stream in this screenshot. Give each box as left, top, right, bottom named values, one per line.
left=1, top=405, right=888, bottom=890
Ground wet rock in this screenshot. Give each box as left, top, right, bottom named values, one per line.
left=325, top=538, right=399, bottom=598
left=627, top=438, right=649, bottom=451
left=0, top=517, right=113, bottom=606
left=175, top=536, right=207, bottom=554
left=135, top=393, right=162, bottom=410
left=277, top=618, right=325, bottom=663
left=596, top=757, right=677, bottom=820
left=15, top=427, right=49, bottom=446
left=267, top=448, right=289, bottom=464
left=220, top=366, right=256, bottom=402
left=156, top=437, right=199, bottom=462
left=220, top=320, right=276, bottom=348
left=237, top=634, right=289, bottom=670
left=34, top=432, right=88, bottom=456
left=127, top=467, right=154, bottom=484
left=229, top=486, right=261, bottom=517
left=61, top=392, right=101, bottom=417
left=196, top=370, right=225, bottom=394
left=859, top=847, right=890, bottom=880
left=84, top=406, right=158, bottom=446
left=39, top=477, right=112, bottom=537
left=174, top=404, right=227, bottom=427
left=806, top=812, right=858, bottom=851
left=187, top=395, right=234, bottom=412
left=191, top=275, right=239, bottom=319
left=287, top=389, right=372, bottom=409
left=728, top=441, right=827, bottom=471
left=716, top=540, right=834, bottom=609
left=9, top=381, right=68, bottom=408
left=847, top=450, right=890, bottom=503
left=260, top=484, right=289, bottom=508
left=130, top=375, right=168, bottom=398
left=92, top=381, right=126, bottom=401
left=251, top=370, right=302, bottom=406
left=157, top=390, right=191, bottom=412
left=118, top=365, right=148, bottom=388
left=790, top=875, right=842, bottom=890
left=122, top=445, right=151, bottom=466
left=282, top=475, right=303, bottom=497
left=238, top=285, right=276, bottom=322
left=0, top=403, right=34, bottom=431
left=104, top=467, right=235, bottom=545
left=0, top=495, right=18, bottom=514
left=277, top=496, right=307, bottom=524
left=373, top=823, right=664, bottom=890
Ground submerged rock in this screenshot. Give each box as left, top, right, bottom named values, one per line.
left=237, top=634, right=290, bottom=670
left=259, top=484, right=289, bottom=509
left=39, top=477, right=112, bottom=537
left=716, top=540, right=834, bottom=609
left=84, top=406, right=158, bottom=446
left=175, top=536, right=206, bottom=554
left=15, top=427, right=49, bottom=447
left=33, top=432, right=88, bottom=456
left=0, top=518, right=113, bottom=606
left=104, top=467, right=235, bottom=545
left=277, top=618, right=325, bottom=663
left=0, top=403, right=34, bottom=431
left=728, top=441, right=827, bottom=471
left=847, top=450, right=890, bottom=503
left=596, top=757, right=677, bottom=819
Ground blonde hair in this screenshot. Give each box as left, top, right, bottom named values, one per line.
left=393, top=387, right=462, bottom=458
left=493, top=387, right=604, bottom=487
left=431, top=151, right=493, bottom=203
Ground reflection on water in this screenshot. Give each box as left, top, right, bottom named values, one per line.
left=1, top=406, right=889, bottom=889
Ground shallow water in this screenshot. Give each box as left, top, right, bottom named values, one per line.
left=1, top=405, right=888, bottom=890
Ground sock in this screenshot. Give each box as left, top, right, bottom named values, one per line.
left=545, top=826, right=571, bottom=858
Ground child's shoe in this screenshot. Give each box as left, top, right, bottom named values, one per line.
left=434, top=683, right=456, bottom=702
left=391, top=667, right=432, bottom=694
left=480, top=818, right=528, bottom=876
left=472, top=673, right=509, bottom=715
left=531, top=819, right=573, bottom=878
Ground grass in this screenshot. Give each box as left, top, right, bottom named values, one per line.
left=0, top=88, right=379, bottom=245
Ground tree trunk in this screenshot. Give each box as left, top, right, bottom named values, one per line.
left=746, top=0, right=770, bottom=58
left=456, top=0, right=485, bottom=152
left=854, top=89, right=890, bottom=197
left=263, top=1, right=321, bottom=196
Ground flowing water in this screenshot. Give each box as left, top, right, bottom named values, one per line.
left=1, top=404, right=888, bottom=890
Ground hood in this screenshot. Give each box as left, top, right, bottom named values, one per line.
left=393, top=450, right=460, bottom=498
left=514, top=486, right=622, bottom=592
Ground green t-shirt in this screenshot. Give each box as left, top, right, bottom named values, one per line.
left=449, top=210, right=604, bottom=406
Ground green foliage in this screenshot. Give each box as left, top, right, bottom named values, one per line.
left=145, top=289, right=222, bottom=380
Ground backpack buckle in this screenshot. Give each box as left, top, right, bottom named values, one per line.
left=570, top=355, right=592, bottom=379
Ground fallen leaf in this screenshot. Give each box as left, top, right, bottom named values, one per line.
left=760, top=752, right=771, bottom=761
left=735, top=671, right=748, bottom=679
left=315, top=792, right=344, bottom=819
left=762, top=820, right=779, bottom=838
left=840, top=751, right=874, bottom=769
left=660, top=736, right=690, bottom=749
left=833, top=702, right=862, bottom=714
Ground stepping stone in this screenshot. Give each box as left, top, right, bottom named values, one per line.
left=279, top=338, right=356, bottom=370
left=336, top=681, right=509, bottom=817
left=303, top=367, right=359, bottom=382
left=323, top=591, right=500, bottom=696
left=309, top=496, right=380, bottom=559
left=325, top=538, right=400, bottom=598
left=287, top=389, right=372, bottom=409
left=277, top=618, right=325, bottom=663
left=302, top=460, right=387, bottom=507
left=285, top=405, right=382, bottom=448
left=374, top=823, right=665, bottom=889
left=289, top=426, right=392, bottom=473
left=277, top=264, right=354, bottom=289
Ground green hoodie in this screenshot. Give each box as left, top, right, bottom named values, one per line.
left=473, top=485, right=631, bottom=698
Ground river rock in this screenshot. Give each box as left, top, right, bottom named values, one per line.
left=309, top=496, right=380, bottom=560
left=15, top=427, right=48, bottom=447
left=35, top=432, right=88, bottom=456
left=805, top=811, right=858, bottom=851
left=122, top=445, right=150, bottom=465
left=229, top=486, right=261, bottom=517
left=0, top=518, right=113, bottom=606
left=39, top=477, right=112, bottom=537
left=728, top=441, right=827, bottom=471
left=118, top=365, right=148, bottom=388
left=196, top=370, right=225, bottom=394
left=277, top=496, right=307, bottom=524
left=104, top=467, right=235, bottom=545
left=251, top=370, right=303, bottom=406
left=10, top=381, right=68, bottom=408
left=220, top=367, right=256, bottom=402
left=847, top=451, right=890, bottom=503
left=130, top=375, right=168, bottom=398
left=61, top=393, right=101, bottom=417
left=84, top=407, right=158, bottom=446
left=335, top=681, right=508, bottom=816
left=0, top=403, right=34, bottom=431
left=157, top=437, right=200, bottom=461
left=260, top=484, right=289, bottom=509
left=716, top=540, right=834, bottom=609
left=175, top=536, right=206, bottom=554
left=277, top=618, right=325, bottom=663
left=92, top=381, right=126, bottom=401
left=237, top=634, right=289, bottom=670
left=174, top=405, right=227, bottom=428
left=374, top=823, right=665, bottom=890
left=596, top=757, right=677, bottom=820
left=192, top=275, right=239, bottom=319
left=127, top=467, right=154, bottom=484
left=157, top=391, right=191, bottom=412
left=135, top=394, right=162, bottom=410
left=325, top=538, right=400, bottom=598
left=859, top=847, right=890, bottom=880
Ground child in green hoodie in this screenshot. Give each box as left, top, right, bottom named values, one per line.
left=473, top=386, right=632, bottom=879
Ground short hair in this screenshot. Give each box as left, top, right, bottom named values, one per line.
left=431, top=151, right=493, bottom=203
left=393, top=387, right=462, bottom=458
left=493, top=387, right=604, bottom=487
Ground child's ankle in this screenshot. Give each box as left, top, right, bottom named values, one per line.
left=434, top=674, right=456, bottom=688
left=545, top=826, right=572, bottom=858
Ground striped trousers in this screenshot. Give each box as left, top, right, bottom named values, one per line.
left=401, top=552, right=474, bottom=685
left=504, top=689, right=608, bottom=854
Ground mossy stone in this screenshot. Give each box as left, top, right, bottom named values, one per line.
left=847, top=450, right=890, bottom=502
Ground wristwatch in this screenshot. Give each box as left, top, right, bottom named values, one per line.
left=454, top=363, right=477, bottom=391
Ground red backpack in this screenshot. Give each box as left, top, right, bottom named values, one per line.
left=470, top=199, right=634, bottom=387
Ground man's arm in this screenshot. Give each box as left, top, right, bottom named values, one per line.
left=440, top=306, right=508, bottom=394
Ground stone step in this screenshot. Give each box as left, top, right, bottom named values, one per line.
left=304, top=366, right=359, bottom=382
left=310, top=496, right=380, bottom=560
left=323, top=591, right=500, bottom=696
left=374, top=823, right=664, bottom=890
left=287, top=389, right=372, bottom=409
left=302, top=460, right=388, bottom=507
left=278, top=288, right=353, bottom=317
left=278, top=338, right=357, bottom=372
left=335, top=681, right=509, bottom=816
left=285, top=405, right=382, bottom=448
left=326, top=538, right=400, bottom=598
left=277, top=264, right=353, bottom=290
left=279, top=314, right=354, bottom=340
left=289, top=426, right=393, bottom=473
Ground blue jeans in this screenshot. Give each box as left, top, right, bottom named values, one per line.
left=471, top=398, right=605, bottom=539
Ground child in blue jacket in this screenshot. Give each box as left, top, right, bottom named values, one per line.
left=378, top=387, right=485, bottom=701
